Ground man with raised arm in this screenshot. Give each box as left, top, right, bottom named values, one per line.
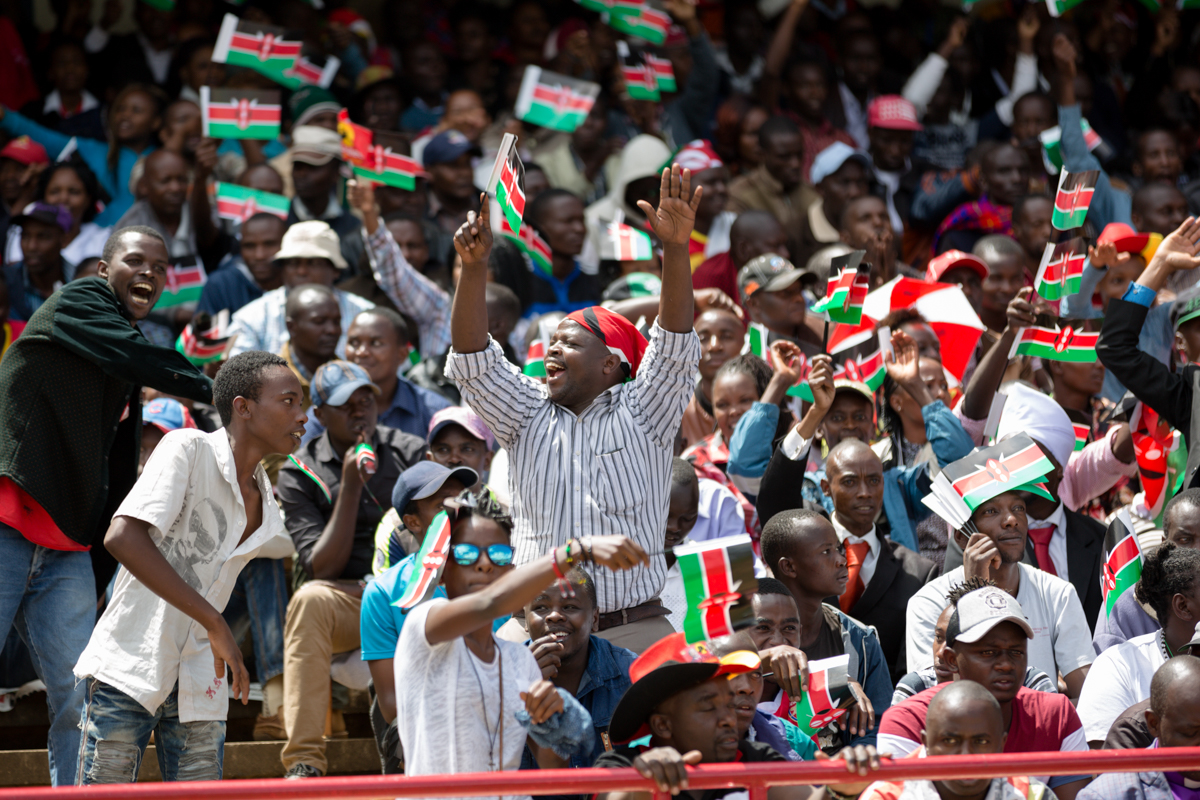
left=447, top=164, right=703, bottom=653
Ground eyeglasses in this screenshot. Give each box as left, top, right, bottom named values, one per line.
left=452, top=543, right=514, bottom=567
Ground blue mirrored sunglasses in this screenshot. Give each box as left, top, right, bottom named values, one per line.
left=452, top=543, right=514, bottom=567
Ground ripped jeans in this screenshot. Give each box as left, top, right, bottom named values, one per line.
left=76, top=680, right=225, bottom=784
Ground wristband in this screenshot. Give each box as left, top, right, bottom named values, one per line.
left=1121, top=282, right=1157, bottom=308
left=550, top=546, right=567, bottom=580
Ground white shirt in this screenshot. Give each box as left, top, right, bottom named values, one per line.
left=75, top=429, right=294, bottom=722
left=396, top=599, right=543, bottom=798
left=1027, top=502, right=1069, bottom=581
left=1076, top=630, right=1166, bottom=742
left=42, top=88, right=100, bottom=117
left=906, top=564, right=1095, bottom=685
left=687, top=478, right=747, bottom=543
left=6, top=221, right=110, bottom=268
left=831, top=515, right=880, bottom=587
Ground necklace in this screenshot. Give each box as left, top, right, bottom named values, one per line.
left=1160, top=629, right=1175, bottom=661
left=465, top=637, right=504, bottom=772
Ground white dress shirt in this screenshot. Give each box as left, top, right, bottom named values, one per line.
left=830, top=514, right=881, bottom=587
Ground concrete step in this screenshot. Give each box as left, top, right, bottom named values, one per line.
left=0, top=738, right=381, bottom=787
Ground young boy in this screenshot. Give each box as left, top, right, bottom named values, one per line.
left=73, top=351, right=308, bottom=783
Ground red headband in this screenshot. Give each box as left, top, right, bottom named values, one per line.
left=565, top=306, right=649, bottom=378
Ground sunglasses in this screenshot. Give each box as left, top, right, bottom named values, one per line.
left=452, top=543, right=514, bottom=567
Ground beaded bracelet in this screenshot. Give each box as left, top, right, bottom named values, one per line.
left=549, top=545, right=576, bottom=598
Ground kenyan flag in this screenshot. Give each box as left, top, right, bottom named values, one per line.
left=745, top=322, right=770, bottom=359
left=610, top=6, right=671, bottom=45
left=602, top=222, right=654, bottom=261
left=213, top=14, right=302, bottom=82
left=1035, top=239, right=1085, bottom=302
left=514, top=66, right=600, bottom=133
left=156, top=257, right=207, bottom=309
left=524, top=340, right=547, bottom=378
left=200, top=87, right=281, bottom=140
left=1073, top=422, right=1090, bottom=452
left=392, top=511, right=452, bottom=610
left=1052, top=170, right=1098, bottom=231
left=674, top=535, right=758, bottom=645
left=810, top=264, right=869, bottom=325
left=791, top=654, right=852, bottom=739
left=288, top=454, right=331, bottom=503
left=278, top=53, right=340, bottom=90
left=787, top=348, right=884, bottom=401
left=1039, top=120, right=1103, bottom=174
left=338, top=111, right=420, bottom=190
left=941, top=434, right=1054, bottom=511
left=1046, top=0, right=1089, bottom=16
left=500, top=211, right=553, bottom=276
left=645, top=54, right=676, bottom=92
left=175, top=310, right=231, bottom=365
left=213, top=182, right=290, bottom=224
left=1132, top=404, right=1175, bottom=518
left=1102, top=510, right=1142, bottom=618
left=618, top=42, right=661, bottom=101
left=575, top=0, right=613, bottom=10
left=1010, top=325, right=1098, bottom=363
left=486, top=133, right=526, bottom=236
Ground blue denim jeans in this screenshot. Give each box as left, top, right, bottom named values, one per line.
left=0, top=523, right=95, bottom=786
left=77, top=679, right=226, bottom=784
left=222, top=557, right=288, bottom=683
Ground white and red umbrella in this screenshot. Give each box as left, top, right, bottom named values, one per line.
left=827, top=277, right=984, bottom=381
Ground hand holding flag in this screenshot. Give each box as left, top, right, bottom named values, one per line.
left=453, top=197, right=493, bottom=268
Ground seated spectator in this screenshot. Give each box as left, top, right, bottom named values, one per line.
left=195, top=214, right=286, bottom=318
left=728, top=116, right=820, bottom=261
left=536, top=96, right=619, bottom=206
left=661, top=459, right=737, bottom=629
left=754, top=516, right=892, bottom=751
left=399, top=40, right=449, bottom=132
left=138, top=396, right=197, bottom=474
left=1078, top=657, right=1200, bottom=800
left=866, top=96, right=927, bottom=237
left=1010, top=195, right=1053, bottom=268
left=228, top=221, right=375, bottom=359
left=1077, top=544, right=1200, bottom=745
left=671, top=141, right=735, bottom=271
left=5, top=158, right=110, bottom=268
left=880, top=586, right=1090, bottom=798
left=692, top=210, right=791, bottom=314
left=838, top=195, right=921, bottom=285
left=933, top=143, right=1028, bottom=255
left=285, top=127, right=365, bottom=273
left=383, top=212, right=446, bottom=288
left=737, top=254, right=823, bottom=356
left=584, top=135, right=675, bottom=270
left=971, top=235, right=1028, bottom=338
left=711, top=631, right=812, bottom=761
left=3, top=202, right=73, bottom=321
left=359, top=462, right=479, bottom=772
left=17, top=41, right=104, bottom=141
left=863, top=681, right=1057, bottom=800
left=794, top=143, right=871, bottom=270
left=276, top=361, right=427, bottom=778
left=0, top=136, right=49, bottom=249
left=422, top=129, right=483, bottom=254
left=426, top=407, right=494, bottom=491
left=281, top=285, right=341, bottom=407
left=499, top=188, right=600, bottom=318
left=680, top=308, right=745, bottom=449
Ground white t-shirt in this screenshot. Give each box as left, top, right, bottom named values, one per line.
left=396, top=599, right=543, bottom=798
left=906, top=564, right=1095, bottom=684
left=1077, top=630, right=1165, bottom=742
left=74, top=429, right=294, bottom=722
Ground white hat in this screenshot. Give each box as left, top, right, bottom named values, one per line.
left=996, top=382, right=1075, bottom=470
left=809, top=142, right=871, bottom=186
left=273, top=220, right=347, bottom=270
left=952, top=586, right=1034, bottom=644
left=290, top=126, right=343, bottom=166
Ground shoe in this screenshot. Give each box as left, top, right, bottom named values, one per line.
left=253, top=712, right=287, bottom=741
left=284, top=763, right=323, bottom=779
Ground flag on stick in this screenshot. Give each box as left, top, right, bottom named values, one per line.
left=337, top=110, right=421, bottom=190
left=1052, top=170, right=1099, bottom=231
left=617, top=41, right=661, bottom=101
left=213, top=182, right=290, bottom=223
left=200, top=87, right=281, bottom=140
left=288, top=454, right=331, bottom=503
left=513, top=66, right=600, bottom=133
left=524, top=340, right=547, bottom=378
left=645, top=53, right=676, bottom=92
left=1102, top=509, right=1142, bottom=618
left=213, top=14, right=303, bottom=82
left=392, top=511, right=453, bottom=609
left=674, top=535, right=759, bottom=644
left=175, top=310, right=232, bottom=365
left=279, top=53, right=341, bottom=90
left=156, top=257, right=207, bottom=308
left=791, top=655, right=853, bottom=739
left=1009, top=324, right=1099, bottom=363
left=609, top=5, right=671, bottom=44
left=1039, top=120, right=1105, bottom=174
left=1034, top=238, right=1086, bottom=301
left=745, top=322, right=770, bottom=359
left=486, top=133, right=527, bottom=236
left=810, top=251, right=869, bottom=325
left=1073, top=422, right=1090, bottom=452
left=500, top=210, right=553, bottom=276
left=1131, top=403, right=1176, bottom=519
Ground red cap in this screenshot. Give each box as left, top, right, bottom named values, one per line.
left=0, top=136, right=49, bottom=166
left=673, top=139, right=723, bottom=172
left=867, top=95, right=923, bottom=132
left=926, top=250, right=989, bottom=283
left=1097, top=222, right=1150, bottom=254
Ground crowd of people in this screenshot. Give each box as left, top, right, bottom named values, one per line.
left=5, top=0, right=1200, bottom=797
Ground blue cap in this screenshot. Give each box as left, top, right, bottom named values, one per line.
left=421, top=129, right=481, bottom=168
left=392, top=461, right=479, bottom=513
left=143, top=397, right=196, bottom=434
left=310, top=360, right=381, bottom=408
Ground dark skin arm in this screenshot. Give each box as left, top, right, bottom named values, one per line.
left=450, top=197, right=494, bottom=355
left=308, top=433, right=369, bottom=580
left=960, top=287, right=1038, bottom=420
left=368, top=658, right=395, bottom=723
left=636, top=164, right=703, bottom=334
left=105, top=516, right=250, bottom=704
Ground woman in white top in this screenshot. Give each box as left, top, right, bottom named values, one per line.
left=5, top=158, right=110, bottom=269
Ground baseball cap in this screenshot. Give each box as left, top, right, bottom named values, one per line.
left=809, top=142, right=870, bottom=186
left=273, top=220, right=348, bottom=270
left=310, top=360, right=381, bottom=408
left=421, top=129, right=482, bottom=168
left=0, top=136, right=49, bottom=166
left=833, top=379, right=875, bottom=404
left=602, top=272, right=663, bottom=302
left=1185, top=621, right=1200, bottom=654
left=290, top=87, right=341, bottom=128
left=391, top=461, right=480, bottom=513
left=1173, top=284, right=1200, bottom=330
left=867, top=95, right=922, bottom=132
left=428, top=407, right=496, bottom=451
left=12, top=202, right=72, bottom=233
left=290, top=125, right=343, bottom=166
left=143, top=397, right=197, bottom=434
left=926, top=249, right=989, bottom=283
left=737, top=254, right=816, bottom=300
left=672, top=140, right=723, bottom=173
left=951, top=586, right=1034, bottom=644
left=1098, top=222, right=1162, bottom=261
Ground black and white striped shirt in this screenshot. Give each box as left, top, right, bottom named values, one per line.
left=447, top=323, right=701, bottom=613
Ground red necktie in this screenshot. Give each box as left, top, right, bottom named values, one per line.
left=840, top=541, right=870, bottom=612
left=1027, top=526, right=1057, bottom=576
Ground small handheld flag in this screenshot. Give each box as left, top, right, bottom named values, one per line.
left=213, top=182, right=290, bottom=224
left=1009, top=323, right=1099, bottom=363
left=500, top=209, right=553, bottom=276
left=156, top=257, right=207, bottom=309
left=354, top=442, right=377, bottom=476
left=176, top=310, right=233, bottom=365
left=786, top=346, right=884, bottom=401
left=609, top=4, right=671, bottom=44
left=617, top=41, right=661, bottom=102
left=486, top=133, right=526, bottom=236
left=1039, top=120, right=1105, bottom=175
left=673, top=535, right=758, bottom=644
left=338, top=110, right=421, bottom=190
left=601, top=221, right=654, bottom=261
left=645, top=53, right=676, bottom=92
left=1102, top=508, right=1142, bottom=619
left=524, top=340, right=547, bottom=378
left=791, top=655, right=853, bottom=739
left=1046, top=0, right=1089, bottom=17
left=280, top=53, right=341, bottom=90
left=200, top=87, right=281, bottom=140
left=213, top=14, right=303, bottom=83
left=1052, top=170, right=1099, bottom=231
left=1034, top=238, right=1086, bottom=301
left=939, top=434, right=1055, bottom=514
left=1131, top=403, right=1176, bottom=519
left=392, top=510, right=453, bottom=609
left=810, top=251, right=869, bottom=325
left=1072, top=422, right=1090, bottom=452
left=513, top=66, right=601, bottom=133
left=744, top=322, right=771, bottom=359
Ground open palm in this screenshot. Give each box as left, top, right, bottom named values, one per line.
left=1156, top=217, right=1200, bottom=273
left=637, top=164, right=702, bottom=247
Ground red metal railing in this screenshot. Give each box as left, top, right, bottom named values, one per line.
left=5, top=747, right=1200, bottom=799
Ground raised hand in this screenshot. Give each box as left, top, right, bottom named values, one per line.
left=520, top=680, right=565, bottom=724
left=1017, top=6, right=1040, bottom=52
left=453, top=195, right=493, bottom=268
left=883, top=329, right=921, bottom=385
left=1052, top=33, right=1077, bottom=80
left=808, top=353, right=836, bottom=412
left=1087, top=240, right=1129, bottom=270
left=1154, top=216, right=1200, bottom=274
left=1005, top=286, right=1038, bottom=332
left=193, top=138, right=219, bottom=180
left=348, top=179, right=380, bottom=234
left=767, top=339, right=807, bottom=387
left=693, top=287, right=743, bottom=318
left=939, top=17, right=969, bottom=58
left=637, top=164, right=702, bottom=248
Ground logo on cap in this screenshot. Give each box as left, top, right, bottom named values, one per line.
left=985, top=592, right=1008, bottom=610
